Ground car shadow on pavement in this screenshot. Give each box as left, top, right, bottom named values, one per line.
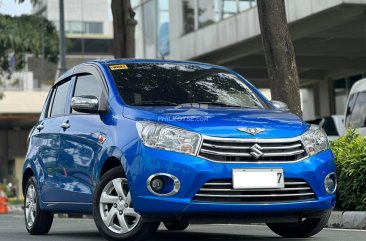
left=45, top=230, right=311, bottom=241
left=152, top=230, right=310, bottom=241
left=46, top=231, right=103, bottom=240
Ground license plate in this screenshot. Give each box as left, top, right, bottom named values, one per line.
left=232, top=169, right=284, bottom=189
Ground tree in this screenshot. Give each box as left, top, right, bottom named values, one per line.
left=0, top=14, right=58, bottom=79
left=111, top=0, right=137, bottom=58
left=257, top=0, right=302, bottom=116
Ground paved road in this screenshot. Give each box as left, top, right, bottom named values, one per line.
left=0, top=214, right=365, bottom=241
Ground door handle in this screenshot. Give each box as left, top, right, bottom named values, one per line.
left=60, top=122, right=70, bottom=129
left=36, top=124, right=44, bottom=131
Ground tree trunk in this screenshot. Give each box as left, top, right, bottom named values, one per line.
left=257, top=0, right=302, bottom=117
left=111, top=0, right=137, bottom=58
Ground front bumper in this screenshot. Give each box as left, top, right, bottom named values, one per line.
left=124, top=146, right=336, bottom=216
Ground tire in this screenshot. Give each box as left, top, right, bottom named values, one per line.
left=266, top=211, right=331, bottom=238
left=24, top=176, right=53, bottom=235
left=163, top=220, right=189, bottom=231
left=93, top=166, right=159, bottom=241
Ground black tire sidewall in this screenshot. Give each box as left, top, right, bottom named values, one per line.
left=163, top=220, right=189, bottom=231
left=267, top=211, right=331, bottom=238
left=24, top=176, right=53, bottom=235
left=93, top=166, right=159, bottom=241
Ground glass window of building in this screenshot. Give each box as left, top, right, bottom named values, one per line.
left=143, top=0, right=157, bottom=58
left=87, top=22, right=103, bottom=34
left=183, top=0, right=195, bottom=34
left=198, top=0, right=216, bottom=29
left=218, top=0, right=238, bottom=20
left=158, top=0, right=170, bottom=57
left=69, top=21, right=85, bottom=33
left=134, top=6, right=144, bottom=58
left=131, top=0, right=141, bottom=8
left=239, top=0, right=256, bottom=12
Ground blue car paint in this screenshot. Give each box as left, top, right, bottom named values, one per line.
left=23, top=59, right=336, bottom=216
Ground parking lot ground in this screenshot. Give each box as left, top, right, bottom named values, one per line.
left=0, top=214, right=365, bottom=241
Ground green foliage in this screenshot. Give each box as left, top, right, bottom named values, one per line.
left=0, top=183, right=11, bottom=197
left=330, top=128, right=366, bottom=211
left=0, top=14, right=58, bottom=73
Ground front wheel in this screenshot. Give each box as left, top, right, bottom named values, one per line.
left=93, top=167, right=159, bottom=241
left=266, top=211, right=331, bottom=238
left=163, top=220, right=189, bottom=231
left=24, top=177, right=53, bottom=235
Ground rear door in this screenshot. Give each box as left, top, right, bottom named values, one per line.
left=32, top=78, right=71, bottom=202
left=58, top=70, right=107, bottom=203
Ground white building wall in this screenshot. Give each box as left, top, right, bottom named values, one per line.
left=167, top=0, right=366, bottom=61
left=36, top=0, right=113, bottom=37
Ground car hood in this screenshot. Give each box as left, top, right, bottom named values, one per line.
left=123, top=106, right=309, bottom=138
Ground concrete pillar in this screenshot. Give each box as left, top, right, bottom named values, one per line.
left=318, top=79, right=332, bottom=117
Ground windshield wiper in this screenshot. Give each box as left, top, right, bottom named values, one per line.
left=134, top=100, right=178, bottom=106
left=180, top=102, right=243, bottom=108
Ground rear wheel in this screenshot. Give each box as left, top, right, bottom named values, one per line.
left=266, top=211, right=331, bottom=238
left=24, top=177, right=53, bottom=235
left=93, top=167, right=159, bottom=241
left=163, top=220, right=189, bottom=231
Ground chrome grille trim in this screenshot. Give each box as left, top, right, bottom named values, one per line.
left=193, top=179, right=316, bottom=203
left=199, top=149, right=305, bottom=157
left=198, top=135, right=308, bottom=163
left=199, top=187, right=311, bottom=192
left=195, top=193, right=315, bottom=198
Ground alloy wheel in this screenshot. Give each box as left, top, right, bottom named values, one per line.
left=25, top=184, right=37, bottom=228
left=99, top=178, right=141, bottom=234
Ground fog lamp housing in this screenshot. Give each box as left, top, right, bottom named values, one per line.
left=324, top=172, right=337, bottom=194
left=147, top=173, right=180, bottom=196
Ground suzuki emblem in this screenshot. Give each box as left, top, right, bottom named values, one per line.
left=250, top=144, right=264, bottom=159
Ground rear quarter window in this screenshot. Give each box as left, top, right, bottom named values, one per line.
left=49, top=79, right=71, bottom=118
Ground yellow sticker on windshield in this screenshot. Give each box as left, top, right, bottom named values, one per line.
left=109, top=64, right=128, bottom=70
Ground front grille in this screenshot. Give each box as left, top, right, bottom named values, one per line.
left=192, top=178, right=316, bottom=203
left=198, top=136, right=308, bottom=162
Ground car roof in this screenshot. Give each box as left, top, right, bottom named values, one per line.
left=54, top=59, right=228, bottom=85
left=93, top=58, right=221, bottom=67
left=349, top=78, right=366, bottom=95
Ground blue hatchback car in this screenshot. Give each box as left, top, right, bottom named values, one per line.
left=23, top=59, right=336, bottom=241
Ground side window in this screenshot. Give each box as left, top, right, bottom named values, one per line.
left=50, top=80, right=71, bottom=117
left=72, top=74, right=102, bottom=113
left=345, top=93, right=358, bottom=128
left=348, top=92, right=366, bottom=129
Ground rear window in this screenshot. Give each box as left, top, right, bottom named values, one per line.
left=346, top=91, right=366, bottom=128
left=108, top=63, right=268, bottom=109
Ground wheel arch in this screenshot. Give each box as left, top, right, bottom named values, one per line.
left=95, top=146, right=127, bottom=182
left=99, top=156, right=125, bottom=179
left=22, top=167, right=35, bottom=196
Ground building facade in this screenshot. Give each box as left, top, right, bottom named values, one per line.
left=133, top=0, right=366, bottom=120
left=31, top=0, right=114, bottom=87
left=0, top=0, right=114, bottom=197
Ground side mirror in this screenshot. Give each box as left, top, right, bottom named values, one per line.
left=71, top=95, right=107, bottom=113
left=271, top=100, right=290, bottom=112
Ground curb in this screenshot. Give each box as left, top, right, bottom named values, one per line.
left=327, top=211, right=366, bottom=229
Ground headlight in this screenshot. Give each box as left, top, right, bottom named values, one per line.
left=301, top=125, right=329, bottom=156
left=136, top=122, right=202, bottom=156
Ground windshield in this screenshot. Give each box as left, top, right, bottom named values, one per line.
left=109, top=63, right=269, bottom=109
